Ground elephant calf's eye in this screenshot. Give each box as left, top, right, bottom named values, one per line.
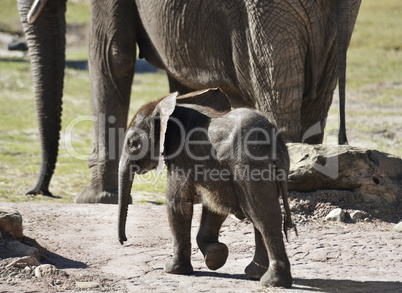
left=128, top=138, right=142, bottom=153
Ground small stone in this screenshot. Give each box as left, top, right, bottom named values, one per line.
left=34, top=264, right=58, bottom=278
left=75, top=281, right=101, bottom=289
left=325, top=208, right=345, bottom=222
left=54, top=280, right=62, bottom=286
left=9, top=272, right=18, bottom=278
left=393, top=221, right=402, bottom=232
left=350, top=210, right=369, bottom=222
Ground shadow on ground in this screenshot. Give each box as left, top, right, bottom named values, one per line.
left=25, top=237, right=86, bottom=270
left=66, top=59, right=160, bottom=73
left=1, top=57, right=160, bottom=74
left=294, top=278, right=402, bottom=292
left=193, top=270, right=250, bottom=281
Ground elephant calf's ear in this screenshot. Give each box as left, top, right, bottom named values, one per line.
left=175, top=88, right=231, bottom=118
left=152, top=92, right=178, bottom=174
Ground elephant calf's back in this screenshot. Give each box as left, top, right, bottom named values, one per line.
left=209, top=109, right=281, bottom=164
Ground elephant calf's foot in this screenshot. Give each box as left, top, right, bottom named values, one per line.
left=204, top=242, right=229, bottom=270
left=260, top=262, right=292, bottom=288
left=165, top=259, right=193, bottom=275
left=245, top=260, right=268, bottom=280
left=75, top=185, right=126, bottom=204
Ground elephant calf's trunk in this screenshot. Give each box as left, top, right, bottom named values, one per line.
left=118, top=155, right=134, bottom=244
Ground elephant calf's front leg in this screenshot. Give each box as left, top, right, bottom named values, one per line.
left=165, top=195, right=194, bottom=275
left=196, top=206, right=229, bottom=271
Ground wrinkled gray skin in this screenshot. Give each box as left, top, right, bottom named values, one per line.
left=118, top=89, right=296, bottom=288
left=17, top=0, right=361, bottom=202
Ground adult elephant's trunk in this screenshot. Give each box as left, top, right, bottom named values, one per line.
left=18, top=0, right=66, bottom=196
left=118, top=152, right=134, bottom=245
left=336, top=0, right=351, bottom=145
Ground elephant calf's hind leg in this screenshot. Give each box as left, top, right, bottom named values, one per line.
left=245, top=227, right=269, bottom=280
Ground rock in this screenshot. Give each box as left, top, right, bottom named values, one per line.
left=287, top=143, right=402, bottom=204
left=34, top=264, right=58, bottom=278
left=393, top=221, right=402, bottom=232
left=0, top=239, right=40, bottom=260
left=349, top=210, right=369, bottom=222
left=8, top=40, right=28, bottom=52
left=0, top=208, right=23, bottom=240
left=75, top=281, right=101, bottom=289
left=6, top=256, right=40, bottom=268
left=325, top=208, right=345, bottom=222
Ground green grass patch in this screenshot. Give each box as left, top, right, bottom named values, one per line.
left=347, top=0, right=402, bottom=94
left=349, top=0, right=402, bottom=51
left=0, top=60, right=169, bottom=202
left=0, top=0, right=90, bottom=34
left=66, top=2, right=90, bottom=24
left=0, top=0, right=22, bottom=34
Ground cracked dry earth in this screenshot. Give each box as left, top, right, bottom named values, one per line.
left=0, top=201, right=401, bottom=293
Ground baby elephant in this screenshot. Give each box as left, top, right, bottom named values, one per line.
left=118, top=88, right=295, bottom=288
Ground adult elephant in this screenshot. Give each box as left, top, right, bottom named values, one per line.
left=18, top=0, right=361, bottom=203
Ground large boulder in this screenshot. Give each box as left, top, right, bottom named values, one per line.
left=287, top=143, right=402, bottom=205
left=0, top=208, right=23, bottom=240
left=0, top=208, right=40, bottom=260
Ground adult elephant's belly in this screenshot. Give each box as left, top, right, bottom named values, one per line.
left=136, top=0, right=254, bottom=108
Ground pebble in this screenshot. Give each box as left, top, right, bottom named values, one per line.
left=325, top=208, right=345, bottom=222
left=34, top=264, right=58, bottom=278
left=393, top=221, right=402, bottom=232
left=75, top=281, right=101, bottom=289
left=349, top=210, right=369, bottom=222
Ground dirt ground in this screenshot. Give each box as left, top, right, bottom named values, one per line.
left=0, top=200, right=401, bottom=293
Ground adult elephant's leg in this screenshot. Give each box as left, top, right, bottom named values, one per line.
left=301, top=0, right=362, bottom=145
left=300, top=93, right=335, bottom=144
left=245, top=227, right=269, bottom=280
left=249, top=44, right=305, bottom=143
left=196, top=206, right=228, bottom=271
left=18, top=0, right=66, bottom=196
left=300, top=45, right=338, bottom=144
left=75, top=0, right=136, bottom=203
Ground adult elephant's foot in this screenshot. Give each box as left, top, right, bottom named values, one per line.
left=26, top=184, right=55, bottom=197
left=25, top=178, right=59, bottom=198
left=75, top=185, right=120, bottom=204
left=164, top=259, right=193, bottom=275
left=245, top=259, right=268, bottom=280
left=204, top=242, right=229, bottom=270
left=260, top=262, right=292, bottom=288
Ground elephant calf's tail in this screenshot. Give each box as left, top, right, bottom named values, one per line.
left=279, top=180, right=298, bottom=241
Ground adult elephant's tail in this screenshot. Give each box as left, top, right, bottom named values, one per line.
left=336, top=0, right=351, bottom=145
